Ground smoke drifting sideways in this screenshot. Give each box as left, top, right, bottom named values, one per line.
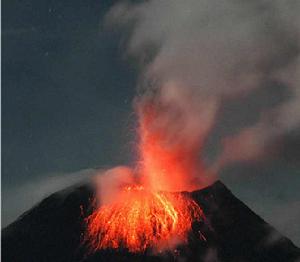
left=86, top=1, right=300, bottom=252
left=103, top=0, right=300, bottom=178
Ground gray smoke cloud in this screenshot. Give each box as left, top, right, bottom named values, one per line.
left=2, top=169, right=95, bottom=227
left=105, top=0, right=300, bottom=171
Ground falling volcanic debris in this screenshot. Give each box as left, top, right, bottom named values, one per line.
left=84, top=186, right=205, bottom=253
left=3, top=181, right=300, bottom=262
left=83, top=101, right=209, bottom=253
left=3, top=0, right=300, bottom=261
left=83, top=0, right=300, bottom=255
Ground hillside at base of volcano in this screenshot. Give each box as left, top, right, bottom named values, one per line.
left=2, top=180, right=300, bottom=262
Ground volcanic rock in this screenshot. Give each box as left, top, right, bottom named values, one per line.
left=2, top=181, right=300, bottom=262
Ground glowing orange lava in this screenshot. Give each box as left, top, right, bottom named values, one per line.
left=85, top=186, right=204, bottom=253
left=137, top=102, right=205, bottom=192
left=84, top=102, right=207, bottom=253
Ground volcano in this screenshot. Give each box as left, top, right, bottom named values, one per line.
left=2, top=180, right=300, bottom=262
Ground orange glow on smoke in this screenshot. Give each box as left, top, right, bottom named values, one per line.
left=85, top=186, right=204, bottom=253
left=84, top=102, right=206, bottom=253
left=138, top=101, right=205, bottom=192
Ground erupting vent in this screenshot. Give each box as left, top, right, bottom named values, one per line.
left=84, top=185, right=204, bottom=253
left=84, top=102, right=208, bottom=254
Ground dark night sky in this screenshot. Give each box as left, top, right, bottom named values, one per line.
left=2, top=0, right=300, bottom=246
left=2, top=0, right=137, bottom=187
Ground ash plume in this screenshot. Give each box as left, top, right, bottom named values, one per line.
left=105, top=0, right=300, bottom=180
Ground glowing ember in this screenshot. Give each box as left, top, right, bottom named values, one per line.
left=85, top=186, right=204, bottom=253
left=84, top=101, right=207, bottom=253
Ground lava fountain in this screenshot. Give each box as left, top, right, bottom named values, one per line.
left=85, top=186, right=204, bottom=253
left=84, top=100, right=207, bottom=253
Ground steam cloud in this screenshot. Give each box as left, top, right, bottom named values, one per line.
left=106, top=0, right=300, bottom=172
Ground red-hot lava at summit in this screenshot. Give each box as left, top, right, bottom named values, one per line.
left=84, top=101, right=207, bottom=253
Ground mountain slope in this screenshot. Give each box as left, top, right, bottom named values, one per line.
left=2, top=181, right=300, bottom=262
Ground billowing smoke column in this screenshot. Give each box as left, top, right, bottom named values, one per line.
left=85, top=0, right=300, bottom=254
left=106, top=0, right=300, bottom=171
left=136, top=92, right=216, bottom=191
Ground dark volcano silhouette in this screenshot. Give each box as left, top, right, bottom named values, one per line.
left=2, top=181, right=300, bottom=262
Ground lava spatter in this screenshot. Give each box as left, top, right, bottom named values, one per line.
left=84, top=186, right=204, bottom=253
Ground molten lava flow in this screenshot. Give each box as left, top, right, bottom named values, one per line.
left=85, top=186, right=204, bottom=253
left=84, top=101, right=208, bottom=253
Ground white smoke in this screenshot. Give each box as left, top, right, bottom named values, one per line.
left=93, top=166, right=135, bottom=205
left=105, top=0, right=300, bottom=170
left=2, top=169, right=95, bottom=227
